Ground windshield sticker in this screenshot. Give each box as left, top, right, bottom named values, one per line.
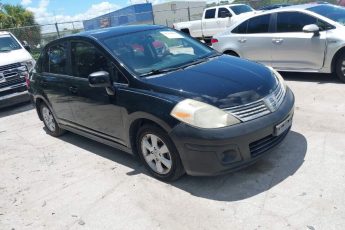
left=160, top=31, right=183, bottom=39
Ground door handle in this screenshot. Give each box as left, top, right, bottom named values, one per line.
left=69, top=86, right=78, bottom=94
left=272, top=38, right=284, bottom=44
left=238, top=38, right=247, bottom=43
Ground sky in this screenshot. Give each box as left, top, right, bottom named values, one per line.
left=1, top=0, right=211, bottom=25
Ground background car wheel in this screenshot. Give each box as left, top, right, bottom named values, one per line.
left=336, top=53, right=345, bottom=83
left=40, top=103, right=65, bottom=137
left=136, top=124, right=185, bottom=181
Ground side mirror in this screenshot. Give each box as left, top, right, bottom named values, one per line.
left=88, top=71, right=111, bottom=88
left=220, top=11, right=232, bottom=18
left=303, top=24, right=320, bottom=35
left=24, top=45, right=31, bottom=53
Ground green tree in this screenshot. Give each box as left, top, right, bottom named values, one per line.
left=0, top=3, right=41, bottom=49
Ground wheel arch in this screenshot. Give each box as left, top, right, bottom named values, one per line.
left=331, top=46, right=345, bottom=73
left=223, top=49, right=240, bottom=57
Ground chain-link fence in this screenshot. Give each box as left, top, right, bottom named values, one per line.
left=0, top=0, right=340, bottom=60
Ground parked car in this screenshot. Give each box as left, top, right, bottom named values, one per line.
left=211, top=4, right=345, bottom=82
left=29, top=25, right=294, bottom=181
left=0, top=31, right=35, bottom=109
left=173, top=4, right=256, bottom=41
left=259, top=4, right=291, bottom=11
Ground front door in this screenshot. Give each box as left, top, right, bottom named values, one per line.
left=271, top=12, right=327, bottom=70
left=202, top=8, right=219, bottom=37
left=68, top=41, right=127, bottom=144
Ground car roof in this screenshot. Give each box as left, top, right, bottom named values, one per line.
left=262, top=3, right=323, bottom=13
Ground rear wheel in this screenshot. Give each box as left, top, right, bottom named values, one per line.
left=40, top=103, right=65, bottom=137
left=335, top=53, right=345, bottom=83
left=136, top=125, right=185, bottom=181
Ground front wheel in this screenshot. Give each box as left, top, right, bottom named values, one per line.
left=335, top=53, right=345, bottom=83
left=136, top=125, right=185, bottom=181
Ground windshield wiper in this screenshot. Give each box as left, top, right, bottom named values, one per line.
left=139, top=67, right=181, bottom=77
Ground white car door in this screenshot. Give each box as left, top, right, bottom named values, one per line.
left=271, top=12, right=327, bottom=70
left=202, top=8, right=219, bottom=37
left=216, top=7, right=233, bottom=33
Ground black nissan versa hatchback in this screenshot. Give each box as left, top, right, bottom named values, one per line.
left=28, top=25, right=294, bottom=181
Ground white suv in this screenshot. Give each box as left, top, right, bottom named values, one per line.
left=0, top=31, right=35, bottom=108
left=211, top=4, right=345, bottom=82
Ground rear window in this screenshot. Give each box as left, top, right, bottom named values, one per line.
left=229, top=5, right=254, bottom=15
left=205, top=9, right=216, bottom=19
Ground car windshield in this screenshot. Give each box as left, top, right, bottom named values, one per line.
left=307, top=5, right=345, bottom=25
left=102, top=28, right=216, bottom=76
left=0, top=35, right=21, bottom=52
left=229, top=5, right=254, bottom=15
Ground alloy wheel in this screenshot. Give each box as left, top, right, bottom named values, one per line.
left=42, top=106, right=56, bottom=132
left=140, top=134, right=172, bottom=175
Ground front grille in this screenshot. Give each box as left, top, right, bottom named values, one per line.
left=249, top=128, right=290, bottom=158
left=0, top=62, right=26, bottom=89
left=225, top=84, right=286, bottom=122
left=0, top=62, right=21, bottom=72
left=225, top=100, right=270, bottom=122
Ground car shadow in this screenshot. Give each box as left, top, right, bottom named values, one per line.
left=57, top=130, right=307, bottom=202
left=0, top=102, right=34, bottom=119
left=280, top=72, right=342, bottom=84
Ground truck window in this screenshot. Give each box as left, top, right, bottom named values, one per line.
left=218, top=8, right=232, bottom=18
left=205, top=9, right=216, bottom=19
left=0, top=34, right=21, bottom=52
left=229, top=5, right=254, bottom=15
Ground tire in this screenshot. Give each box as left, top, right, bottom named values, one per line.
left=40, top=103, right=65, bottom=137
left=335, top=53, right=345, bottom=83
left=136, top=125, right=185, bottom=181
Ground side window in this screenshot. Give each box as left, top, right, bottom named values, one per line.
left=71, top=42, right=127, bottom=84
left=232, top=20, right=248, bottom=34
left=247, top=14, right=271, bottom=34
left=47, top=43, right=67, bottom=75
left=218, top=8, right=231, bottom=18
left=205, top=9, right=216, bottom=19
left=276, top=12, right=317, bottom=33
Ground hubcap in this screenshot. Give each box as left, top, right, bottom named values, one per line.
left=141, top=134, right=172, bottom=175
left=42, top=106, right=56, bottom=132
left=341, top=60, right=345, bottom=75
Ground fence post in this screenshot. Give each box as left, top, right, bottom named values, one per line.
left=187, top=6, right=191, bottom=21
left=151, top=10, right=155, bottom=25
left=55, top=23, right=60, bottom=38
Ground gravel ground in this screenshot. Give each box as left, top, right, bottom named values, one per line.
left=0, top=73, right=344, bottom=230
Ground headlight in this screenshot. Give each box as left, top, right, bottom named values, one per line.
left=267, top=66, right=285, bottom=88
left=170, top=99, right=240, bottom=129
left=21, top=59, right=36, bottom=72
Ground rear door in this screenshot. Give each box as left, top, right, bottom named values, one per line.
left=39, top=41, right=74, bottom=123
left=202, top=8, right=219, bottom=37
left=67, top=41, right=127, bottom=144
left=231, top=14, right=273, bottom=65
left=271, top=11, right=327, bottom=70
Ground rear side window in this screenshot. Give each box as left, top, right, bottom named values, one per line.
left=232, top=14, right=270, bottom=34
left=247, top=14, right=271, bottom=33
left=276, top=12, right=317, bottom=32
left=47, top=43, right=67, bottom=75
left=205, top=9, right=216, bottom=19
left=232, top=20, right=248, bottom=34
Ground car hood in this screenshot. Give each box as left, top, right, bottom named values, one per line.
left=0, top=48, right=33, bottom=66
left=143, top=55, right=278, bottom=109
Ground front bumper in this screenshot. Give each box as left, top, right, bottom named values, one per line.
left=169, top=87, right=295, bottom=176
left=0, top=85, right=30, bottom=109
